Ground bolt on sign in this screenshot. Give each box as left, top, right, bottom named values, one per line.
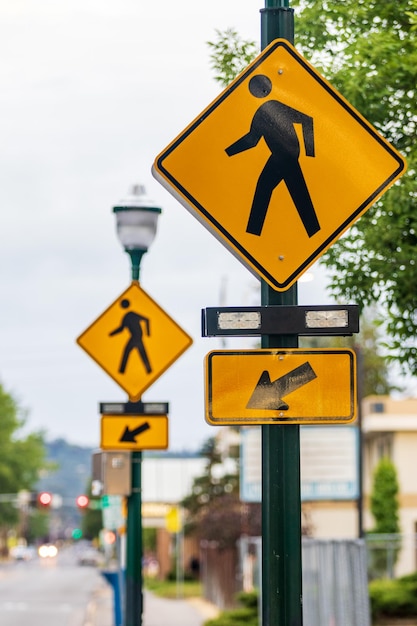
left=77, top=282, right=193, bottom=401
left=153, top=39, right=407, bottom=291
left=205, top=348, right=356, bottom=425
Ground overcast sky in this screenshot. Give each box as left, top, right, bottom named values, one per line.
left=0, top=0, right=332, bottom=452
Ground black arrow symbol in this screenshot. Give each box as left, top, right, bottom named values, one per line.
left=246, top=362, right=317, bottom=411
left=120, top=421, right=151, bottom=443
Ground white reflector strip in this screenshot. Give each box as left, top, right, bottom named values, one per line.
left=305, top=310, right=348, bottom=328
left=218, top=312, right=261, bottom=330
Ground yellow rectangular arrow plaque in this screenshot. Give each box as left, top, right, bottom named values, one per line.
left=101, top=415, right=169, bottom=450
left=205, top=348, right=356, bottom=425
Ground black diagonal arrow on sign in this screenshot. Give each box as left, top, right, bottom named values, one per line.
left=120, top=421, right=151, bottom=443
left=246, top=362, right=317, bottom=411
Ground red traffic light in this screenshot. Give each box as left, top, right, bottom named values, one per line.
left=38, top=492, right=53, bottom=507
left=76, top=495, right=89, bottom=509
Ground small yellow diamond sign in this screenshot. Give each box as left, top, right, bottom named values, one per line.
left=153, top=39, right=406, bottom=291
left=205, top=348, right=356, bottom=425
left=165, top=506, right=182, bottom=533
left=77, top=282, right=193, bottom=400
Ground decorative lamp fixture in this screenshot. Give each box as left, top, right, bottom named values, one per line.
left=113, top=184, right=162, bottom=280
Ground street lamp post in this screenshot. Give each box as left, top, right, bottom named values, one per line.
left=113, top=184, right=162, bottom=282
left=113, top=184, right=162, bottom=626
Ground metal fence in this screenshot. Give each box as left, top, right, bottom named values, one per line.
left=302, top=539, right=371, bottom=626
left=236, top=537, right=371, bottom=626
left=202, top=535, right=417, bottom=621
left=200, top=541, right=240, bottom=610
left=365, top=533, right=416, bottom=580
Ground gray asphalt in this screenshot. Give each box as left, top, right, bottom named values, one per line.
left=90, top=582, right=218, bottom=626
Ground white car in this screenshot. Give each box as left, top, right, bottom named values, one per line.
left=77, top=547, right=101, bottom=566
left=10, top=545, right=36, bottom=561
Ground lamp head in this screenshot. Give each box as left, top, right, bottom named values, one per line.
left=113, top=184, right=162, bottom=280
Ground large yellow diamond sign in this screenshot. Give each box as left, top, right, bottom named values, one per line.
left=153, top=39, right=406, bottom=291
left=205, top=348, right=356, bottom=425
left=77, top=282, right=193, bottom=401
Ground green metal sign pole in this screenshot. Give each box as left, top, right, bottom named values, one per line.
left=260, top=2, right=303, bottom=625
left=125, top=450, right=143, bottom=626
left=125, top=242, right=145, bottom=626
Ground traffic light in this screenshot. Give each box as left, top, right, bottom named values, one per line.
left=76, top=494, right=89, bottom=509
left=37, top=492, right=53, bottom=508
left=72, top=528, right=83, bottom=540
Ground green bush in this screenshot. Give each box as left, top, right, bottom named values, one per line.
left=204, top=592, right=259, bottom=626
left=397, top=571, right=417, bottom=588
left=205, top=607, right=258, bottom=626
left=369, top=573, right=417, bottom=620
left=235, top=590, right=258, bottom=609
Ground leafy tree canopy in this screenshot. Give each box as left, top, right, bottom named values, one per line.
left=290, top=0, right=417, bottom=375
left=182, top=436, right=261, bottom=548
left=182, top=436, right=239, bottom=519
left=207, top=28, right=258, bottom=87
left=370, top=457, right=400, bottom=534
left=0, top=384, right=47, bottom=526
left=207, top=2, right=417, bottom=375
left=302, top=309, right=397, bottom=396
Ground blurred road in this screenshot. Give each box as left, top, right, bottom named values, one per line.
left=0, top=547, right=103, bottom=626
left=0, top=545, right=219, bottom=626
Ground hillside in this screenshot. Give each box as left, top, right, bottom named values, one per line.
left=37, top=439, right=200, bottom=500
left=37, top=438, right=94, bottom=499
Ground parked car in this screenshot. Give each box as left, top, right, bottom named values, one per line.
left=77, top=547, right=101, bottom=566
left=10, top=544, right=36, bottom=561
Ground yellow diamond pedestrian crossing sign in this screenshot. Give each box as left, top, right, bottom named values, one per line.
left=153, top=39, right=406, bottom=291
left=77, top=282, right=193, bottom=401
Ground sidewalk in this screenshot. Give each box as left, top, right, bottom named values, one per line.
left=86, top=580, right=219, bottom=626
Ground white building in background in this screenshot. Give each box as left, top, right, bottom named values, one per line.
left=137, top=396, right=417, bottom=577
left=239, top=395, right=417, bottom=576
left=141, top=455, right=206, bottom=526
left=362, top=395, right=417, bottom=575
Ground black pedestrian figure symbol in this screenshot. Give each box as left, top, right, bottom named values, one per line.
left=109, top=299, right=152, bottom=375
left=225, top=74, right=320, bottom=238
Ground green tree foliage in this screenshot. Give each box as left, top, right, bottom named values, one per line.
left=207, top=3, right=417, bottom=375
left=143, top=527, right=157, bottom=554
left=357, top=316, right=401, bottom=397
left=182, top=437, right=261, bottom=548
left=182, top=437, right=239, bottom=522
left=0, top=384, right=47, bottom=529
left=26, top=510, right=50, bottom=545
left=290, top=0, right=417, bottom=375
left=80, top=486, right=102, bottom=541
left=370, top=572, right=417, bottom=620
left=370, top=457, right=400, bottom=534
left=207, top=28, right=258, bottom=87
left=301, top=310, right=396, bottom=396
left=0, top=385, right=45, bottom=525
left=368, top=457, right=401, bottom=578
left=205, top=591, right=259, bottom=626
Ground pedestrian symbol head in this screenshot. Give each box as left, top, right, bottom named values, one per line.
left=120, top=299, right=130, bottom=309
left=249, top=74, right=272, bottom=99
